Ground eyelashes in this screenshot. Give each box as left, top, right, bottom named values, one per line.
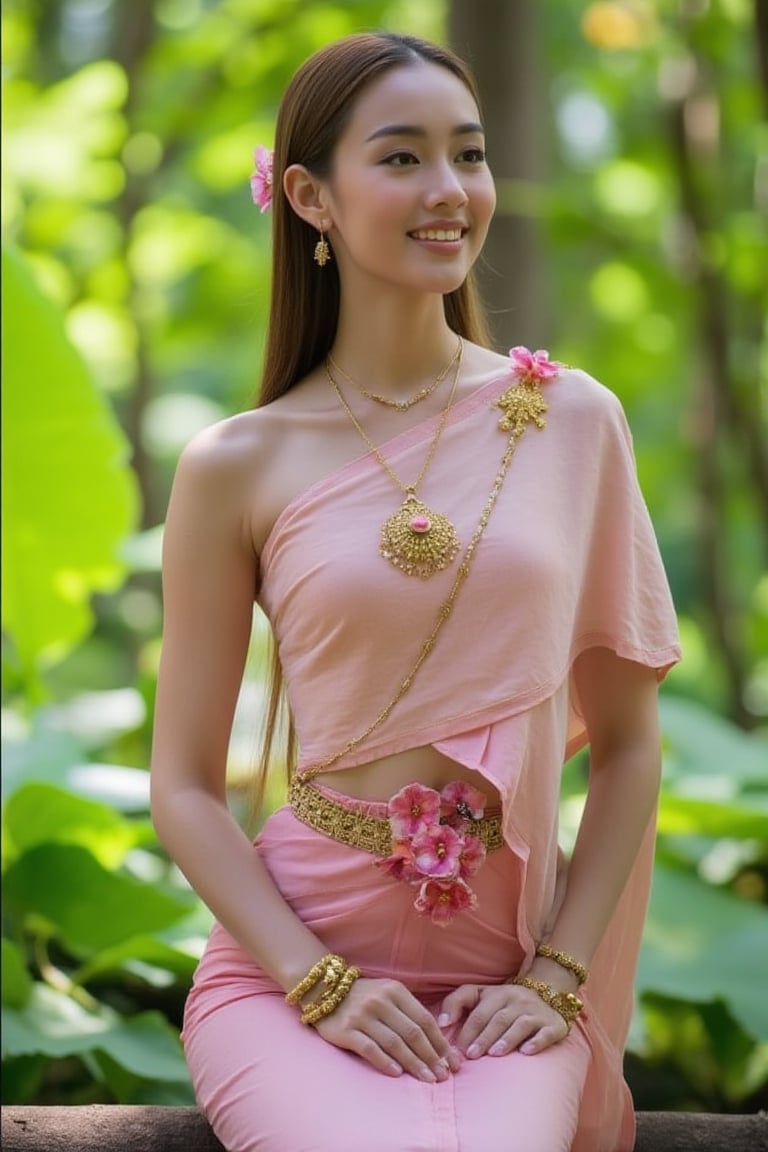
left=382, top=147, right=487, bottom=167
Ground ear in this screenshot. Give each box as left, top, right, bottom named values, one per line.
left=283, top=164, right=332, bottom=230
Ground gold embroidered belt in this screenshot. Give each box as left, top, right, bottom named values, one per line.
left=288, top=775, right=505, bottom=855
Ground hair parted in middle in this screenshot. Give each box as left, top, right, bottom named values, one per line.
left=258, top=31, right=492, bottom=409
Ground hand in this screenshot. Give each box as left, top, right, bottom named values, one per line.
left=438, top=982, right=569, bottom=1058
left=313, top=977, right=463, bottom=1082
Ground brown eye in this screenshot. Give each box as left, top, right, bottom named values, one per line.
left=384, top=152, right=419, bottom=167
left=458, top=147, right=486, bottom=164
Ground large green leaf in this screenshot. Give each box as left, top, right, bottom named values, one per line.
left=659, top=696, right=768, bottom=791
left=73, top=934, right=200, bottom=987
left=1, top=244, right=139, bottom=679
left=638, top=862, right=768, bottom=1042
left=1, top=713, right=151, bottom=812
left=1, top=984, right=188, bottom=1083
left=3, top=843, right=193, bottom=954
left=3, top=782, right=153, bottom=869
left=657, top=792, right=768, bottom=841
left=1, top=938, right=32, bottom=1009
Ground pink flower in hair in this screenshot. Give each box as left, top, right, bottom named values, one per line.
left=250, top=146, right=274, bottom=212
left=387, top=783, right=441, bottom=840
left=414, top=878, right=477, bottom=927
left=411, top=824, right=463, bottom=879
left=509, top=346, right=562, bottom=384
left=440, top=780, right=487, bottom=826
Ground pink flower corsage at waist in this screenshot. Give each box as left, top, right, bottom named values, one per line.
left=375, top=781, right=489, bottom=927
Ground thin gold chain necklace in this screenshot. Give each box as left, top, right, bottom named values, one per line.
left=327, top=337, right=462, bottom=412
left=325, top=339, right=463, bottom=579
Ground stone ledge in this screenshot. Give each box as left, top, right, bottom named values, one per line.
left=2, top=1104, right=767, bottom=1151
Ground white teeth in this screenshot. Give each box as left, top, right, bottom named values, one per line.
left=412, top=229, right=461, bottom=241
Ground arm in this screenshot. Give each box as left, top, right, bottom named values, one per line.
left=150, top=425, right=326, bottom=991
left=150, top=425, right=459, bottom=1082
left=440, top=647, right=662, bottom=1057
left=531, top=646, right=662, bottom=982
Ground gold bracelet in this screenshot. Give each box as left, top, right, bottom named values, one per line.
left=285, top=953, right=347, bottom=1006
left=513, top=976, right=584, bottom=1026
left=535, top=943, right=589, bottom=986
left=300, top=966, right=361, bottom=1025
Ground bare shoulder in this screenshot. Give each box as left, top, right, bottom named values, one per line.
left=172, top=372, right=340, bottom=554
left=175, top=408, right=269, bottom=485
left=167, top=409, right=281, bottom=559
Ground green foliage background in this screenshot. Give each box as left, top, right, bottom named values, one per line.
left=2, top=0, right=767, bottom=1114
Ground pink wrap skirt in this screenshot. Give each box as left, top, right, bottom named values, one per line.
left=183, top=787, right=591, bottom=1152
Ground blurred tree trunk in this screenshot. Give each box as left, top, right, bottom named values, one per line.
left=448, top=0, right=548, bottom=350
left=110, top=0, right=159, bottom=530
left=663, top=2, right=768, bottom=728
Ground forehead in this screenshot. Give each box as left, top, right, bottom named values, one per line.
left=341, top=61, right=481, bottom=140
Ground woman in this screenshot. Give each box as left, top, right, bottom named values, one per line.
left=150, top=31, right=681, bottom=1152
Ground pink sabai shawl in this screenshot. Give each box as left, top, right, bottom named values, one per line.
left=258, top=364, right=682, bottom=1152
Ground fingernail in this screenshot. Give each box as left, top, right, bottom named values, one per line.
left=437, top=1013, right=451, bottom=1027
left=388, top=1061, right=403, bottom=1076
left=466, top=1043, right=481, bottom=1059
left=448, top=1048, right=463, bottom=1071
left=489, top=1041, right=506, bottom=1056
left=418, top=1065, right=436, bottom=1083
left=434, top=1063, right=449, bottom=1082
left=520, top=1042, right=535, bottom=1055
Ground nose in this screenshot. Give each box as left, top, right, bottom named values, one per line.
left=424, top=161, right=468, bottom=210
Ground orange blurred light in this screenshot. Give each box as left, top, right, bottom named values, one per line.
left=582, top=2, right=646, bottom=50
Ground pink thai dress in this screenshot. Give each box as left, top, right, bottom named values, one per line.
left=182, top=365, right=681, bottom=1152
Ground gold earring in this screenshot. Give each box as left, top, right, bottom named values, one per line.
left=314, top=226, right=331, bottom=267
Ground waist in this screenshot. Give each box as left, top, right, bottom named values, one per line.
left=303, top=745, right=504, bottom=807
left=288, top=775, right=505, bottom=855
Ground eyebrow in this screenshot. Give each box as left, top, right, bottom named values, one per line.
left=365, top=122, right=484, bottom=142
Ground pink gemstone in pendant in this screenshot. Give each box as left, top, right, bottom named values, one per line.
left=410, top=514, right=431, bottom=534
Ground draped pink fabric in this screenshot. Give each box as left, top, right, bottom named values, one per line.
left=185, top=367, right=681, bottom=1151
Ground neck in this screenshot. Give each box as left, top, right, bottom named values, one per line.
left=331, top=290, right=458, bottom=396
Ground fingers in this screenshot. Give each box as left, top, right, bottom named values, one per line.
left=437, top=983, right=481, bottom=1029
left=455, top=987, right=569, bottom=1059
left=316, top=978, right=462, bottom=1082
left=466, top=1009, right=568, bottom=1059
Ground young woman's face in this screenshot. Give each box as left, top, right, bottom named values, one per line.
left=322, top=61, right=496, bottom=297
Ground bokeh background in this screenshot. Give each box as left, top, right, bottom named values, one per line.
left=3, top=0, right=767, bottom=1114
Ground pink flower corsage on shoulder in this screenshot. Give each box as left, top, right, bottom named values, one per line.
left=376, top=781, right=489, bottom=927
left=250, top=145, right=274, bottom=212
left=496, top=346, right=565, bottom=434
left=509, top=346, right=562, bottom=384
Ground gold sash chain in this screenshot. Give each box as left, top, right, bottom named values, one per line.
left=295, top=378, right=549, bottom=783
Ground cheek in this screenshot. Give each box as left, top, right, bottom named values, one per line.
left=475, top=178, right=497, bottom=223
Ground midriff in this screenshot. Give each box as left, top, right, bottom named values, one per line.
left=315, top=743, right=502, bottom=807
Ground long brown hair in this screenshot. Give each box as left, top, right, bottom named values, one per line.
left=254, top=32, right=492, bottom=813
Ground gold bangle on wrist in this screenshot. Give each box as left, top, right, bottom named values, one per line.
left=300, top=965, right=361, bottom=1025
left=535, top=943, right=589, bottom=986
left=513, top=976, right=584, bottom=1027
left=285, top=953, right=347, bottom=1006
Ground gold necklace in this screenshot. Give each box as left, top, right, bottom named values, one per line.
left=325, top=340, right=463, bottom=579
left=327, top=337, right=461, bottom=412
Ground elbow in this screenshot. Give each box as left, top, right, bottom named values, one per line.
left=149, top=767, right=178, bottom=851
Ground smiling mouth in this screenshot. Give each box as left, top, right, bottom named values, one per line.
left=410, top=228, right=464, bottom=241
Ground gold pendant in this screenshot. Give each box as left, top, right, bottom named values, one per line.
left=380, top=494, right=460, bottom=579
